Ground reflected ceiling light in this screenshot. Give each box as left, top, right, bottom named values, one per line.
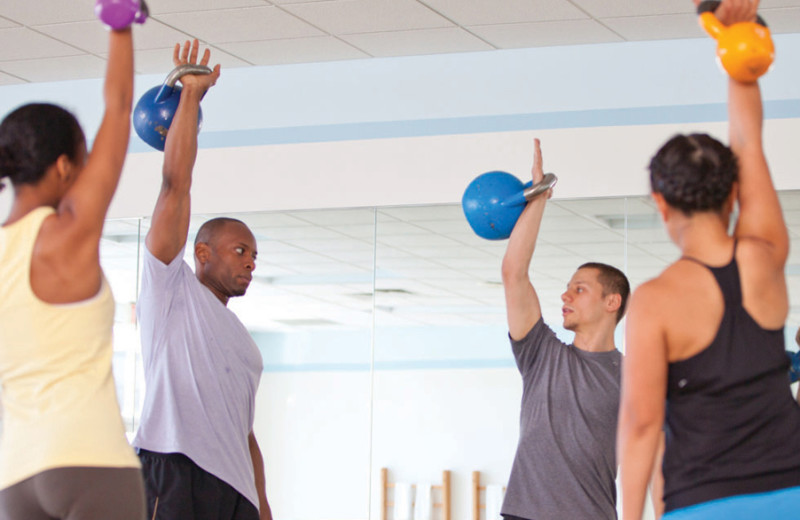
left=596, top=213, right=661, bottom=230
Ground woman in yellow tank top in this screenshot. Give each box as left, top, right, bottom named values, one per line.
left=0, top=7, right=146, bottom=520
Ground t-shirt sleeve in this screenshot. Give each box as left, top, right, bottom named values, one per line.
left=510, top=317, right=560, bottom=376
left=136, top=245, right=188, bottom=348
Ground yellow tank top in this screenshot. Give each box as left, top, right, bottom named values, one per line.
left=0, top=207, right=139, bottom=489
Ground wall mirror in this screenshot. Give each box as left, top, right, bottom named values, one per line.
left=97, top=191, right=800, bottom=520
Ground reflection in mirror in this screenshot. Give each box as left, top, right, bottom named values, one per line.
left=133, top=208, right=377, bottom=520
left=101, top=217, right=142, bottom=436
left=370, top=199, right=648, bottom=520
left=97, top=192, right=800, bottom=520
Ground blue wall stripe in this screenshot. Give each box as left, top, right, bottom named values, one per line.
left=263, top=358, right=517, bottom=373
left=128, top=100, right=800, bottom=153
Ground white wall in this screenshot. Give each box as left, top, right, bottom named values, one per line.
left=254, top=323, right=655, bottom=520
left=2, top=34, right=800, bottom=219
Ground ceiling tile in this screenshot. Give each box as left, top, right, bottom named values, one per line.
left=37, top=19, right=194, bottom=55
left=419, top=0, right=588, bottom=26
left=0, top=70, right=26, bottom=85
left=342, top=27, right=493, bottom=57
left=761, top=8, right=800, bottom=33
left=601, top=14, right=703, bottom=41
left=157, top=6, right=323, bottom=43
left=35, top=21, right=107, bottom=54
left=133, top=19, right=198, bottom=50
left=471, top=20, right=622, bottom=50
left=130, top=46, right=252, bottom=75
left=379, top=205, right=464, bottom=221
left=0, top=54, right=108, bottom=82
left=281, top=0, right=453, bottom=35
left=0, top=16, right=19, bottom=29
left=289, top=208, right=377, bottom=225
left=219, top=36, right=368, bottom=65
left=2, top=0, right=95, bottom=26
left=0, top=28, right=83, bottom=61
left=760, top=0, right=800, bottom=7
left=149, top=0, right=268, bottom=14
left=570, top=0, right=693, bottom=18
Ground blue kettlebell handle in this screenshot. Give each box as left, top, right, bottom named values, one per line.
left=502, top=173, right=558, bottom=207
left=153, top=64, right=214, bottom=104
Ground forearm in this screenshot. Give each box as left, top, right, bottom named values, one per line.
left=60, top=28, right=133, bottom=223
left=501, top=196, right=547, bottom=283
left=728, top=78, right=763, bottom=155
left=650, top=432, right=666, bottom=519
left=104, top=28, right=134, bottom=117
left=728, top=77, right=788, bottom=253
left=162, top=85, right=203, bottom=192
left=249, top=432, right=272, bottom=520
left=619, top=417, right=662, bottom=520
left=502, top=196, right=547, bottom=338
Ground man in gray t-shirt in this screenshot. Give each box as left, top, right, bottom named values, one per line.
left=500, top=139, right=630, bottom=520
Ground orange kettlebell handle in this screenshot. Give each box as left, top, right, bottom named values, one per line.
left=699, top=11, right=724, bottom=40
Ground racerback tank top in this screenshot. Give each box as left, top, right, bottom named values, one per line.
left=662, top=244, right=800, bottom=511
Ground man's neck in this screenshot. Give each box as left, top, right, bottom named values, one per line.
left=572, top=327, right=617, bottom=353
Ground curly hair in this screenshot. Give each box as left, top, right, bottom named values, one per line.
left=649, top=133, right=738, bottom=215
left=0, top=103, right=85, bottom=193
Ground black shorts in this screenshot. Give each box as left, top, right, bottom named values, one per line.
left=138, top=450, right=258, bottom=520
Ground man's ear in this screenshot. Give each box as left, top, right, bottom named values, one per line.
left=606, top=293, right=622, bottom=315
left=195, top=242, right=210, bottom=264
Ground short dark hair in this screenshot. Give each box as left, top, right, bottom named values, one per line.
left=579, top=262, right=630, bottom=323
left=649, top=133, right=738, bottom=215
left=194, top=217, right=249, bottom=246
left=0, top=103, right=85, bottom=193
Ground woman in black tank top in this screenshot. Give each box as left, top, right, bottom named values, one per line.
left=617, top=1, right=800, bottom=519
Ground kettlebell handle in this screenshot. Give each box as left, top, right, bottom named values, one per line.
left=523, top=173, right=558, bottom=201
left=696, top=0, right=767, bottom=29
left=154, top=64, right=214, bottom=104
left=502, top=173, right=558, bottom=207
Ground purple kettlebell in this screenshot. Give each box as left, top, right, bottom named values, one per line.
left=95, top=0, right=149, bottom=30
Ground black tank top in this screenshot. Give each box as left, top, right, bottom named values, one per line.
left=662, top=247, right=800, bottom=511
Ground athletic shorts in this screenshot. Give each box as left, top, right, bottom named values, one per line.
left=138, top=449, right=258, bottom=520
left=663, top=485, right=800, bottom=520
left=0, top=466, right=145, bottom=520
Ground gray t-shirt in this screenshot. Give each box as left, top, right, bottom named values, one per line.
left=133, top=247, right=263, bottom=508
left=501, top=318, right=621, bottom=520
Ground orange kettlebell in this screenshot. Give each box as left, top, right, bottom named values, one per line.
left=698, top=2, right=774, bottom=83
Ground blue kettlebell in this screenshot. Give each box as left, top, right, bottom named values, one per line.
left=787, top=350, right=800, bottom=384
left=133, top=64, right=212, bottom=151
left=462, top=171, right=557, bottom=240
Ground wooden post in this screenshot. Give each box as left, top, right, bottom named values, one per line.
left=472, top=471, right=480, bottom=520
left=381, top=468, right=388, bottom=520
left=442, top=470, right=451, bottom=520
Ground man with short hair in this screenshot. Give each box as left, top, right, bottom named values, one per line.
left=500, top=139, right=629, bottom=520
left=133, top=40, right=271, bottom=520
